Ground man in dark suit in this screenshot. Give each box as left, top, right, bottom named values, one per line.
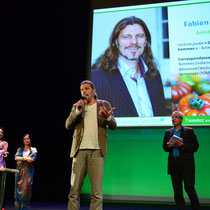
left=163, top=111, right=201, bottom=210
left=91, top=16, right=166, bottom=117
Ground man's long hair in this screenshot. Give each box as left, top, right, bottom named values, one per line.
left=95, top=16, right=158, bottom=79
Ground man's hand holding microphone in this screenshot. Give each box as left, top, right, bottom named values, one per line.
left=76, top=94, right=87, bottom=111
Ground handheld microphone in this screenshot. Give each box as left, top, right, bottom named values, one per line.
left=81, top=93, right=87, bottom=100
left=78, top=94, right=87, bottom=110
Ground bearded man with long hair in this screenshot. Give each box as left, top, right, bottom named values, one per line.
left=91, top=16, right=167, bottom=117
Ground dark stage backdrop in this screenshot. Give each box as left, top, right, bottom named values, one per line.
left=1, top=4, right=90, bottom=203
left=1, top=0, right=209, bottom=206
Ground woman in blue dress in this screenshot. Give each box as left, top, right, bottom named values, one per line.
left=14, top=134, right=37, bottom=209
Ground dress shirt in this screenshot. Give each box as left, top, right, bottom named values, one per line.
left=118, top=57, right=154, bottom=117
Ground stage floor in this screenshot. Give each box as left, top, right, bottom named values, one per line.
left=5, top=202, right=210, bottom=210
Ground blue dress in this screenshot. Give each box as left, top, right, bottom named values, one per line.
left=14, top=147, right=37, bottom=210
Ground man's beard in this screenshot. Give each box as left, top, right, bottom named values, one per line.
left=119, top=45, right=142, bottom=61
left=120, top=53, right=139, bottom=61
left=119, top=52, right=139, bottom=61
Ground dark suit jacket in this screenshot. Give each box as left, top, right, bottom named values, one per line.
left=163, top=126, right=199, bottom=175
left=65, top=99, right=117, bottom=158
left=91, top=68, right=166, bottom=117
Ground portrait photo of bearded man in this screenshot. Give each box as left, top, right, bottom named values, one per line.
left=91, top=16, right=167, bottom=117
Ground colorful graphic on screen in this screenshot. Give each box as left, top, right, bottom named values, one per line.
left=90, top=0, right=210, bottom=127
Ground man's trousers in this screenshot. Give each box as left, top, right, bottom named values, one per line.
left=68, top=149, right=105, bottom=210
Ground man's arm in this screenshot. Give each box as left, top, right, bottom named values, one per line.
left=100, top=101, right=117, bottom=130
left=65, top=105, right=82, bottom=130
left=106, top=114, right=117, bottom=130
left=182, top=128, right=199, bottom=153
left=163, top=130, right=173, bottom=152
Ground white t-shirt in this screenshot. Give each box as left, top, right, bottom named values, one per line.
left=79, top=103, right=100, bottom=149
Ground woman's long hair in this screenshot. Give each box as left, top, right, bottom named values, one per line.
left=95, top=16, right=158, bottom=79
left=23, top=134, right=33, bottom=155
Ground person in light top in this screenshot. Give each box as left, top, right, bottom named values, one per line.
left=0, top=127, right=8, bottom=210
left=0, top=127, right=8, bottom=168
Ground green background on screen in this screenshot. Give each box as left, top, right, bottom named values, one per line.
left=81, top=128, right=210, bottom=200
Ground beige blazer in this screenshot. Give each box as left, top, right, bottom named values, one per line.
left=65, top=99, right=117, bottom=157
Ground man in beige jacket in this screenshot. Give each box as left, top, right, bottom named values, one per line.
left=65, top=80, right=117, bottom=210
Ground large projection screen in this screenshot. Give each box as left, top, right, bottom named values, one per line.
left=82, top=0, right=210, bottom=205
left=90, top=0, right=210, bottom=127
